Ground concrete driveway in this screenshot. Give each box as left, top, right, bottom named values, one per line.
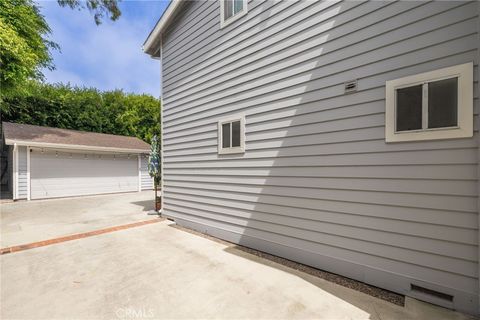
left=0, top=219, right=474, bottom=319
left=0, top=191, right=156, bottom=248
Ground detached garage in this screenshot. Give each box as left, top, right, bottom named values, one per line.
left=1, top=122, right=154, bottom=200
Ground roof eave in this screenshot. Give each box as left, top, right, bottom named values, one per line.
left=5, top=139, right=150, bottom=154
left=143, top=0, right=183, bottom=57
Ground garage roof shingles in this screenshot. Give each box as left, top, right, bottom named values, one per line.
left=2, top=122, right=151, bottom=152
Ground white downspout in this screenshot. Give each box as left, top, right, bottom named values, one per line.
left=26, top=147, right=31, bottom=200
left=13, top=143, right=17, bottom=200
left=138, top=154, right=142, bottom=192
left=159, top=34, right=164, bottom=215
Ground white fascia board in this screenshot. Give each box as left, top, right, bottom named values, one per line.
left=5, top=140, right=149, bottom=154
left=143, top=0, right=182, bottom=56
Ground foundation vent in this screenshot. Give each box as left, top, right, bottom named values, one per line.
left=410, top=284, right=453, bottom=302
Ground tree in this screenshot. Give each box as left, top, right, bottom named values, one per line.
left=1, top=81, right=160, bottom=143
left=117, top=94, right=161, bottom=143
left=148, top=135, right=161, bottom=212
left=0, top=0, right=121, bottom=105
left=57, top=0, right=121, bottom=25
left=0, top=0, right=58, bottom=100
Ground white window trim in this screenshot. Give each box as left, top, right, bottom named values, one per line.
left=218, top=115, right=246, bottom=155
left=220, top=0, right=248, bottom=29
left=385, top=62, right=473, bottom=143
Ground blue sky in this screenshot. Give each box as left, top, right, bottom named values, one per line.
left=38, top=0, right=170, bottom=97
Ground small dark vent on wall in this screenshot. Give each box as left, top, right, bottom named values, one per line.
left=411, top=284, right=453, bottom=302
left=344, top=80, right=357, bottom=94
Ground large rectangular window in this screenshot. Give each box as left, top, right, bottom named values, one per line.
left=218, top=116, right=245, bottom=154
left=385, top=62, right=473, bottom=142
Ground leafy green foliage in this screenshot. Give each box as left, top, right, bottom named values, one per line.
left=0, top=0, right=121, bottom=101
left=0, top=0, right=58, bottom=98
left=57, top=0, right=121, bottom=25
left=1, top=81, right=160, bottom=143
left=148, top=135, right=161, bottom=187
left=0, top=0, right=146, bottom=142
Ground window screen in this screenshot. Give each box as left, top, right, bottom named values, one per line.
left=222, top=123, right=230, bottom=148
left=428, top=77, right=458, bottom=129
left=395, top=76, right=459, bottom=133
left=231, top=121, right=241, bottom=147
left=224, top=0, right=233, bottom=20
left=396, top=85, right=423, bottom=132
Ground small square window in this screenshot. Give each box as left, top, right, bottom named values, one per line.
left=220, top=0, right=247, bottom=28
left=385, top=62, right=473, bottom=142
left=218, top=116, right=245, bottom=154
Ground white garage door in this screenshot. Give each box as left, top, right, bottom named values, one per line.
left=31, top=149, right=138, bottom=199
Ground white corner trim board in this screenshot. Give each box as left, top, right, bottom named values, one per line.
left=26, top=147, right=31, bottom=201
left=159, top=40, right=164, bottom=215
left=13, top=143, right=18, bottom=200
left=138, top=155, right=142, bottom=192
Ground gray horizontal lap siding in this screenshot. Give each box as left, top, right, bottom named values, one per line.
left=161, top=0, right=479, bottom=314
left=17, top=146, right=28, bottom=199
